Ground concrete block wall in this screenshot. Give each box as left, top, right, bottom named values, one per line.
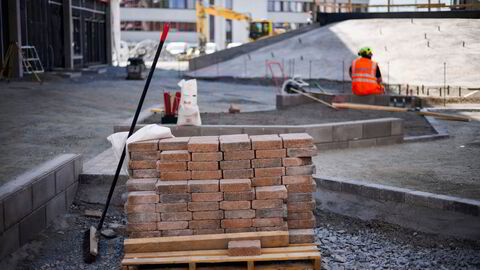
left=126, top=134, right=316, bottom=244
left=315, top=177, right=480, bottom=240
left=276, top=94, right=421, bottom=110
left=0, top=154, right=82, bottom=259
left=114, top=118, right=404, bottom=152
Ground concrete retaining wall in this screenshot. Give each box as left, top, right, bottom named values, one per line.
left=314, top=177, right=480, bottom=239
left=276, top=93, right=421, bottom=110
left=0, top=154, right=82, bottom=259
left=114, top=117, right=404, bottom=151
left=188, top=24, right=319, bottom=71
left=317, top=10, right=480, bottom=26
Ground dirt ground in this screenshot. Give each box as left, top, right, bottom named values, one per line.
left=314, top=110, right=480, bottom=200
left=0, top=68, right=275, bottom=185
left=146, top=102, right=435, bottom=137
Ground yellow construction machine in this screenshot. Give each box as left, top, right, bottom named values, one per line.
left=196, top=1, right=284, bottom=54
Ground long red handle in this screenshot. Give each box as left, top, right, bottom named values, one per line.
left=161, top=24, right=170, bottom=42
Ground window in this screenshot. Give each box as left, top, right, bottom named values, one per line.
left=268, top=0, right=275, bottom=11
left=226, top=19, right=232, bottom=44
left=119, top=0, right=196, bottom=9
left=169, top=0, right=185, bottom=8
left=120, top=21, right=196, bottom=32
left=209, top=15, right=215, bottom=41
left=274, top=1, right=281, bottom=11
left=226, top=0, right=233, bottom=9
left=73, top=17, right=82, bottom=55
left=267, top=1, right=313, bottom=13
left=297, top=2, right=303, bottom=12
left=290, top=1, right=296, bottom=12
left=186, top=0, right=195, bottom=8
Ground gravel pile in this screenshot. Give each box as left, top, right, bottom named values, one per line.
left=315, top=210, right=480, bottom=270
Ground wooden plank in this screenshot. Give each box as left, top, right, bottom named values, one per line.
left=124, top=245, right=319, bottom=259
left=120, top=262, right=316, bottom=270
left=124, top=231, right=289, bottom=253
left=89, top=226, right=98, bottom=256
left=247, top=261, right=254, bottom=270
left=332, top=102, right=408, bottom=112
left=122, top=251, right=321, bottom=265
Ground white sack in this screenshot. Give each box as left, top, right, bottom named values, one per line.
left=177, top=79, right=202, bottom=126
left=107, top=124, right=173, bottom=176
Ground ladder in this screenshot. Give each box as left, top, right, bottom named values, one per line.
left=1, top=43, right=43, bottom=83
left=21, top=46, right=44, bottom=77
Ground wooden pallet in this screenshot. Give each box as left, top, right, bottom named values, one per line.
left=122, top=244, right=321, bottom=270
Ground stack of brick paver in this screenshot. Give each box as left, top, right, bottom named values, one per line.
left=125, top=133, right=317, bottom=243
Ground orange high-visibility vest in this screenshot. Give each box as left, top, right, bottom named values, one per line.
left=351, top=58, right=384, bottom=96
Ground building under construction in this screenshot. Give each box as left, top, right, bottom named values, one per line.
left=0, top=0, right=112, bottom=78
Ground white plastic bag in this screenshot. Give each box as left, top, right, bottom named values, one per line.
left=107, top=124, right=173, bottom=176
left=177, top=79, right=202, bottom=126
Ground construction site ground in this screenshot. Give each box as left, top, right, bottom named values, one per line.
left=0, top=68, right=275, bottom=185
left=2, top=201, right=479, bottom=270
left=144, top=102, right=436, bottom=137
left=1, top=67, right=478, bottom=199
left=1, top=66, right=480, bottom=269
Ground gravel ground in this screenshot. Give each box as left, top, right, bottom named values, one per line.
left=315, top=210, right=480, bottom=270
left=0, top=67, right=275, bottom=185
left=145, top=102, right=435, bottom=137
left=2, top=201, right=479, bottom=270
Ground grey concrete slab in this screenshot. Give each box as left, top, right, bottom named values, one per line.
left=348, top=138, right=377, bottom=149
left=66, top=182, right=78, bottom=208
left=261, top=127, right=289, bottom=135
left=0, top=154, right=79, bottom=200
left=405, top=190, right=445, bottom=210
left=74, top=156, right=83, bottom=180
left=32, top=172, right=55, bottom=209
left=170, top=126, right=201, bottom=137
left=55, top=163, right=75, bottom=194
left=306, top=126, right=333, bottom=143
left=376, top=135, right=403, bottom=145
left=363, top=120, right=392, bottom=139
left=4, top=187, right=32, bottom=229
left=0, top=224, right=19, bottom=259
left=315, top=141, right=349, bottom=151
left=46, top=192, right=66, bottom=225
left=19, top=206, right=46, bottom=245
left=332, top=123, right=363, bottom=142
left=316, top=187, right=480, bottom=240
left=391, top=119, right=404, bottom=136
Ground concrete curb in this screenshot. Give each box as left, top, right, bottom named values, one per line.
left=314, top=177, right=480, bottom=239
left=315, top=177, right=479, bottom=217
left=403, top=108, right=452, bottom=143
left=0, top=154, right=83, bottom=259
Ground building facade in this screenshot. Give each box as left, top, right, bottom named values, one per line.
left=1, top=0, right=112, bottom=78
left=314, top=0, right=369, bottom=13
left=120, top=0, right=314, bottom=50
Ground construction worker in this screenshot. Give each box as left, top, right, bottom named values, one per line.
left=349, top=47, right=385, bottom=96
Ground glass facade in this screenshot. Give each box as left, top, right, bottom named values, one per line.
left=268, top=0, right=313, bottom=12
left=121, top=21, right=197, bottom=31
left=120, top=0, right=196, bottom=9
